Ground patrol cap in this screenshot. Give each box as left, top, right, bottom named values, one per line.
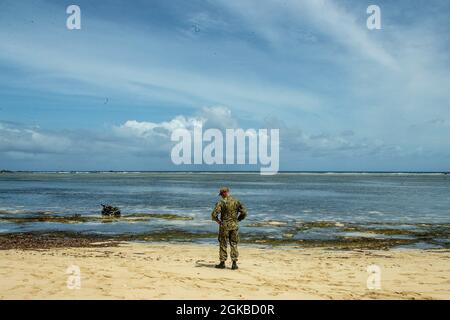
left=218, top=187, right=229, bottom=195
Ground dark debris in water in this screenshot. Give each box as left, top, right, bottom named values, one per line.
left=0, top=212, right=193, bottom=224
left=0, top=228, right=448, bottom=251
left=241, top=236, right=417, bottom=250
left=0, top=230, right=216, bottom=250
left=0, top=214, right=91, bottom=224
left=125, top=213, right=193, bottom=221
left=246, top=220, right=449, bottom=242
left=101, top=204, right=121, bottom=217
left=0, top=214, right=448, bottom=251
left=0, top=232, right=120, bottom=250
left=242, top=220, right=450, bottom=250
left=116, top=230, right=216, bottom=242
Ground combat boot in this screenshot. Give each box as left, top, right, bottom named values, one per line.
left=215, top=261, right=225, bottom=269
left=231, top=261, right=238, bottom=270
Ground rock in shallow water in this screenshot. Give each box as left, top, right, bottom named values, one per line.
left=101, top=204, right=121, bottom=217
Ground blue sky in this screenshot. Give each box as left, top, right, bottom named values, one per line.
left=0, top=0, right=449, bottom=171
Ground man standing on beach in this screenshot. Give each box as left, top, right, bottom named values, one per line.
left=211, top=187, right=247, bottom=270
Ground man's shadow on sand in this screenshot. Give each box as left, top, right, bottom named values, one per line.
left=195, top=260, right=217, bottom=268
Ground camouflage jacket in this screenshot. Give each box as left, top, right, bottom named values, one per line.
left=211, top=196, right=247, bottom=229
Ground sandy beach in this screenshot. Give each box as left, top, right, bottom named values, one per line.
left=1, top=242, right=449, bottom=300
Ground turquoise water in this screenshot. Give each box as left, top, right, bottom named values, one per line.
left=0, top=172, right=449, bottom=245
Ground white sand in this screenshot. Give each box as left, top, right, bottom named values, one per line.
left=0, top=243, right=449, bottom=299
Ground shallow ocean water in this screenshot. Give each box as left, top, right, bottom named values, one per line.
left=0, top=172, right=449, bottom=247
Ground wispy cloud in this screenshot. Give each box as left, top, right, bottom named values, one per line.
left=0, top=106, right=424, bottom=171
left=0, top=0, right=449, bottom=170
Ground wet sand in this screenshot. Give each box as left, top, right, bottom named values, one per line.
left=1, top=242, right=449, bottom=299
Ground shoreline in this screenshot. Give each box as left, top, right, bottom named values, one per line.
left=0, top=230, right=448, bottom=251
left=1, top=241, right=449, bottom=299
left=2, top=170, right=450, bottom=175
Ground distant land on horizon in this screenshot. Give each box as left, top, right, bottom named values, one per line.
left=1, top=170, right=449, bottom=175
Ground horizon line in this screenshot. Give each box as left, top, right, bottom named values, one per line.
left=1, top=170, right=449, bottom=174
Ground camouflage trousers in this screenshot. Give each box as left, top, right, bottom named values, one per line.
left=218, top=226, right=239, bottom=262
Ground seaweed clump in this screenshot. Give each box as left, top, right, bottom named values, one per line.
left=101, top=204, right=121, bottom=217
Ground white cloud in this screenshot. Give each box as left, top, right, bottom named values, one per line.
left=0, top=123, right=71, bottom=154
left=114, top=106, right=239, bottom=141
left=0, top=0, right=449, bottom=171
left=0, top=0, right=323, bottom=115
left=115, top=116, right=203, bottom=139
left=197, top=106, right=238, bottom=129
left=216, top=0, right=396, bottom=68
left=0, top=107, right=239, bottom=159
left=1, top=104, right=449, bottom=171
left=297, top=0, right=397, bottom=69
left=0, top=107, right=387, bottom=159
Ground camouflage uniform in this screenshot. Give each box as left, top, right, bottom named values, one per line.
left=211, top=195, right=247, bottom=262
